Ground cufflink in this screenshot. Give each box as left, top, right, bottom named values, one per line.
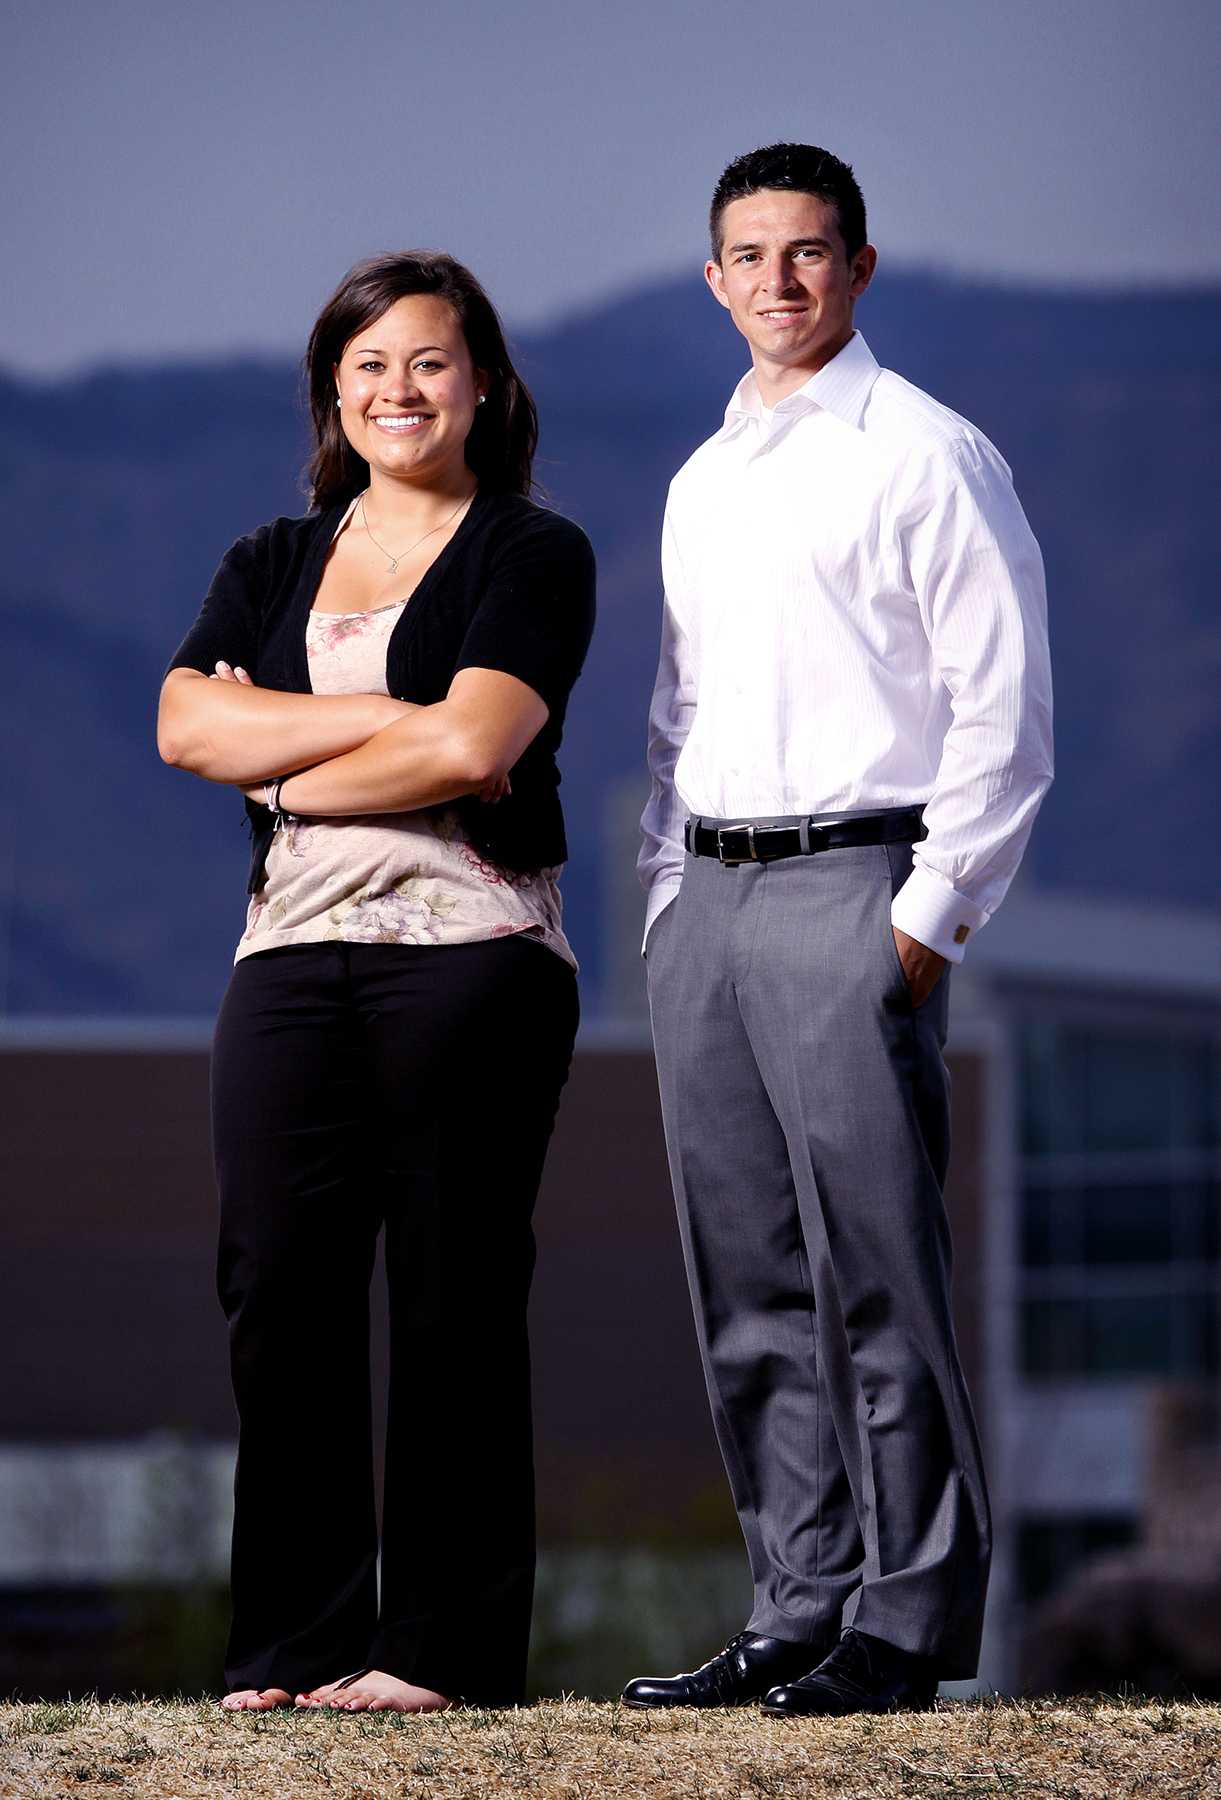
left=953, top=924, right=970, bottom=945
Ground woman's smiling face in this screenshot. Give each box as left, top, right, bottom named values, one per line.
left=334, top=293, right=486, bottom=485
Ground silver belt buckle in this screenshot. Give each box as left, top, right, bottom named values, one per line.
left=717, top=823, right=757, bottom=865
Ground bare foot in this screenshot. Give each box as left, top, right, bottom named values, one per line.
left=297, top=1669, right=454, bottom=1713
left=220, top=1688, right=293, bottom=1711
left=294, top=1675, right=355, bottom=1710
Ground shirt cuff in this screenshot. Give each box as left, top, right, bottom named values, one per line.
left=642, top=877, right=682, bottom=955
left=891, top=862, right=988, bottom=965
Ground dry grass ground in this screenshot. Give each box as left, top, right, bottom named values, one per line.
left=2, top=1695, right=1220, bottom=1799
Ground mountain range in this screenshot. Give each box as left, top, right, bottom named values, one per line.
left=2, top=270, right=1218, bottom=1015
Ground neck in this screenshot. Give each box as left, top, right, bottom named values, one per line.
left=363, top=462, right=478, bottom=532
left=752, top=325, right=855, bottom=408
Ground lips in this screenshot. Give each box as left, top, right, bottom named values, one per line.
left=371, top=414, right=433, bottom=433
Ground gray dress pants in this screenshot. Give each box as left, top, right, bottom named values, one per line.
left=646, top=836, right=991, bottom=1679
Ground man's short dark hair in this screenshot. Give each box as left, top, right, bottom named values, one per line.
left=710, top=143, right=867, bottom=263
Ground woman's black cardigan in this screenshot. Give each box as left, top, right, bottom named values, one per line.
left=167, top=491, right=596, bottom=894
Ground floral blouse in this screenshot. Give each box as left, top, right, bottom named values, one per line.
left=235, top=598, right=576, bottom=970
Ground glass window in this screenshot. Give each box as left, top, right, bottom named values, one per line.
left=1081, top=1182, right=1219, bottom=1266
left=1022, top=1180, right=1220, bottom=1269
left=1022, top=1297, right=1085, bottom=1375
left=1021, top=1292, right=1218, bottom=1379
left=1020, top=1025, right=1220, bottom=1157
left=1017, top=1017, right=1220, bottom=1384
left=1021, top=1187, right=1061, bottom=1268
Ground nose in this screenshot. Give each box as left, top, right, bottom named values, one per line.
left=378, top=365, right=425, bottom=404
left=762, top=254, right=801, bottom=296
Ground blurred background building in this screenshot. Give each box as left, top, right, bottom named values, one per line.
left=3, top=818, right=1218, bottom=1698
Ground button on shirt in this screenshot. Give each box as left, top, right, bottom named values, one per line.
left=638, top=331, right=1054, bottom=963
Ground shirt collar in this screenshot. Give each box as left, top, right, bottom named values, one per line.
left=720, top=330, right=881, bottom=437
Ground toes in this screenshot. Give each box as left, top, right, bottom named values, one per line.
left=222, top=1688, right=291, bottom=1712
left=302, top=1679, right=368, bottom=1710
left=288, top=1673, right=447, bottom=1713
left=296, top=1682, right=341, bottom=1708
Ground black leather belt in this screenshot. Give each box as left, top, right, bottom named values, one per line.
left=685, top=806, right=927, bottom=866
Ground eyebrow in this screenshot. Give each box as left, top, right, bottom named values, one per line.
left=726, top=236, right=835, bottom=255
left=352, top=343, right=450, bottom=357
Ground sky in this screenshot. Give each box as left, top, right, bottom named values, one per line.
left=4, top=0, right=1219, bottom=375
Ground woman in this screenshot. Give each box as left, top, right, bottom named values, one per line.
left=158, top=252, right=595, bottom=1714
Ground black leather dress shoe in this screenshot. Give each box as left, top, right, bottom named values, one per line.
left=761, top=1628, right=938, bottom=1717
left=622, top=1630, right=831, bottom=1709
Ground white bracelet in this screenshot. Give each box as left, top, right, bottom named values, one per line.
left=264, top=777, right=293, bottom=830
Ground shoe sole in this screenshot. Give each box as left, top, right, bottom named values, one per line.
left=760, top=1695, right=938, bottom=1718
left=621, top=1695, right=765, bottom=1710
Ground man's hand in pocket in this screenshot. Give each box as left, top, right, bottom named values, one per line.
left=892, top=927, right=947, bottom=1007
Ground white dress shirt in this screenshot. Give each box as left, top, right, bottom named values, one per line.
left=639, top=330, right=1053, bottom=963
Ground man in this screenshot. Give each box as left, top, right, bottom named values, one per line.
left=627, top=143, right=1052, bottom=1717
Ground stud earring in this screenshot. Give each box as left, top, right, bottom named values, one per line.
left=476, top=395, right=486, bottom=406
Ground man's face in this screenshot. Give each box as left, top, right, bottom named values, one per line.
left=705, top=189, right=876, bottom=391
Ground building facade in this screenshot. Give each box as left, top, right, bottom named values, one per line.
left=1, top=880, right=1217, bottom=1696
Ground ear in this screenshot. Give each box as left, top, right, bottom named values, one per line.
left=704, top=258, right=732, bottom=311
left=849, top=244, right=878, bottom=302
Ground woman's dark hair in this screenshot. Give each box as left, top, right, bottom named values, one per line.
left=304, top=251, right=539, bottom=510
left=710, top=143, right=867, bottom=264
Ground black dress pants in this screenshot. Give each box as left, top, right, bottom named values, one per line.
left=211, top=936, right=578, bottom=1704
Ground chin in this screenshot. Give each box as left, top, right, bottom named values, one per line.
left=753, top=333, right=815, bottom=360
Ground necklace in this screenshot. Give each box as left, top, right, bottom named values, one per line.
left=357, top=489, right=475, bottom=575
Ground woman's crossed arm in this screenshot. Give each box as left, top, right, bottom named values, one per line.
left=160, top=663, right=545, bottom=811
left=269, top=667, right=547, bottom=816
left=156, top=666, right=416, bottom=785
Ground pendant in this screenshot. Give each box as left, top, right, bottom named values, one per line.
left=386, top=557, right=398, bottom=573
